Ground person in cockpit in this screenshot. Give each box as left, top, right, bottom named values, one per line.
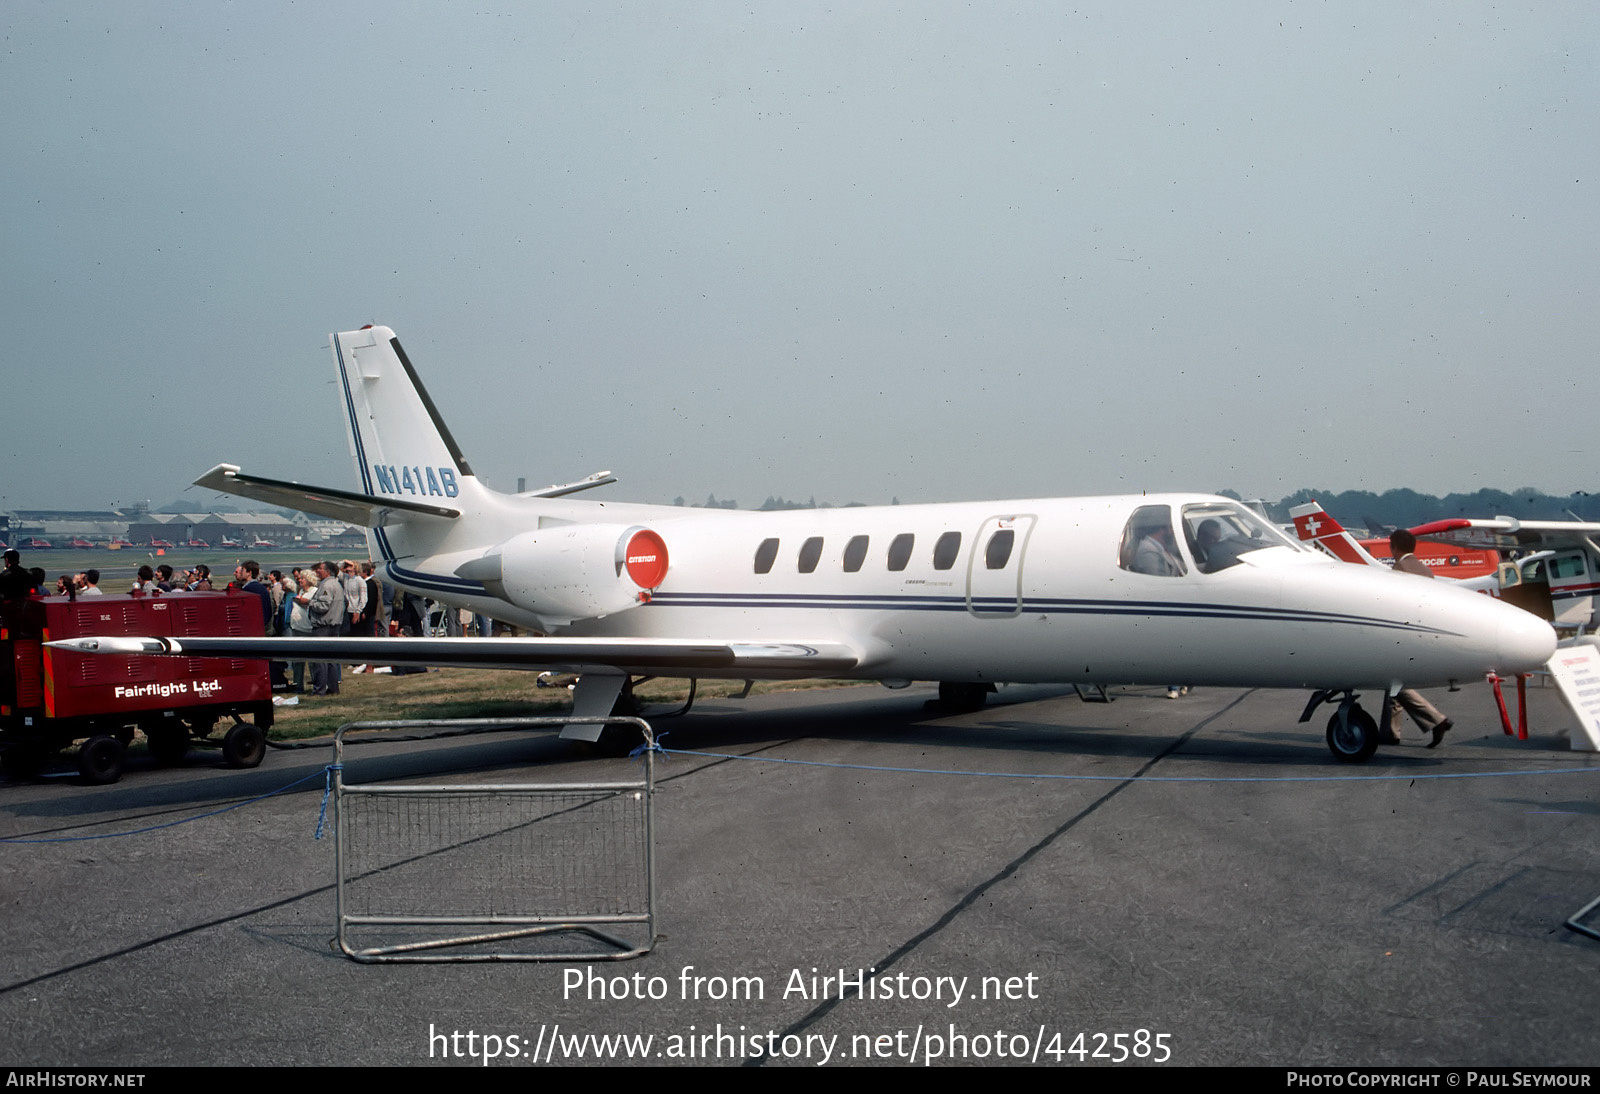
left=1195, top=518, right=1251, bottom=572
left=1132, top=521, right=1184, bottom=576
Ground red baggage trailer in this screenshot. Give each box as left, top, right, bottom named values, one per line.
left=1, top=591, right=274, bottom=784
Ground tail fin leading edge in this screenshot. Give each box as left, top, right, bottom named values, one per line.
left=1289, top=501, right=1382, bottom=566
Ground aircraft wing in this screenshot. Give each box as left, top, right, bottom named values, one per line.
left=1408, top=517, right=1600, bottom=553
left=45, top=635, right=861, bottom=677
left=193, top=464, right=460, bottom=526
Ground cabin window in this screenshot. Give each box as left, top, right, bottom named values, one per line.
left=798, top=537, right=824, bottom=574
left=843, top=535, right=869, bottom=573
left=985, top=529, right=1015, bottom=570
left=887, top=533, right=915, bottom=572
left=1549, top=555, right=1588, bottom=580
left=1118, top=505, right=1185, bottom=576
left=932, top=531, right=961, bottom=570
left=754, top=538, right=780, bottom=575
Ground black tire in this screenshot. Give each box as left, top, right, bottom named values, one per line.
left=147, top=726, right=189, bottom=765
left=222, top=722, right=266, bottom=769
left=1326, top=705, right=1379, bottom=764
left=938, top=681, right=990, bottom=712
left=78, top=735, right=127, bottom=785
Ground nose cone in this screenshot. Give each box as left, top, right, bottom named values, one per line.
left=1498, top=606, right=1556, bottom=674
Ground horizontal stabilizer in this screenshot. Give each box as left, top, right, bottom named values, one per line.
left=193, top=464, right=460, bottom=526
left=46, top=635, right=860, bottom=678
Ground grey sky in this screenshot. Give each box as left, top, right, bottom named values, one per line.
left=4, top=2, right=1596, bottom=512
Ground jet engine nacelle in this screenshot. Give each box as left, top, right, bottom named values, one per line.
left=468, top=523, right=669, bottom=627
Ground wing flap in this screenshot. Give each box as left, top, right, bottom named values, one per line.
left=46, top=635, right=860, bottom=678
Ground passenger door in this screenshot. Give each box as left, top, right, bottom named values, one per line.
left=966, top=515, right=1035, bottom=617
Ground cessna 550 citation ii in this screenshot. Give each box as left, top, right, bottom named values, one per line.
left=53, top=326, right=1555, bottom=763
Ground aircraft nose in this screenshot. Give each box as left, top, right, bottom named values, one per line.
left=1497, top=607, right=1556, bottom=674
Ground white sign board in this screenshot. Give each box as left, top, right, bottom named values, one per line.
left=1545, top=645, right=1600, bottom=752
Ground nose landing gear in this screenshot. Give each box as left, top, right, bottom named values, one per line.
left=1300, top=689, right=1381, bottom=763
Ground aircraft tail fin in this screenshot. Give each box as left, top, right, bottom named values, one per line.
left=332, top=326, right=487, bottom=507
left=1288, top=501, right=1382, bottom=566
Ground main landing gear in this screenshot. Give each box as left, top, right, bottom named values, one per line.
left=937, top=682, right=994, bottom=712
left=1299, top=689, right=1381, bottom=764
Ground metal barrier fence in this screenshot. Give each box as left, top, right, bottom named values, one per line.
left=332, top=716, right=655, bottom=963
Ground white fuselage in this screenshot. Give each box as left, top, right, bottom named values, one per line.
left=370, top=489, right=1553, bottom=692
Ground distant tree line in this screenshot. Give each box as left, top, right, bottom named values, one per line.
left=1252, top=487, right=1600, bottom=531
left=673, top=487, right=1600, bottom=531
left=673, top=494, right=879, bottom=511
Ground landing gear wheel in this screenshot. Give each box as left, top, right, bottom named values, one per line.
left=938, top=681, right=990, bottom=712
left=1326, top=704, right=1379, bottom=764
left=78, top=735, right=127, bottom=784
left=222, top=722, right=266, bottom=769
left=147, top=726, right=190, bottom=765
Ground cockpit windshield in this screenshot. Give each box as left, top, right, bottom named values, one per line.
left=1181, top=502, right=1304, bottom=573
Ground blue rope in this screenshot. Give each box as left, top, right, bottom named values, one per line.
left=0, top=767, right=333, bottom=844
left=659, top=747, right=1600, bottom=784
left=629, top=732, right=667, bottom=765
left=315, top=763, right=342, bottom=840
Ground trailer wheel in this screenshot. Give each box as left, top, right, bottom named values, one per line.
left=78, top=735, right=127, bottom=785
left=222, top=722, right=266, bottom=769
left=147, top=726, right=189, bottom=765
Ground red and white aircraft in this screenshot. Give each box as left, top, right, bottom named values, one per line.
left=1292, top=500, right=1600, bottom=631
left=53, top=326, right=1555, bottom=762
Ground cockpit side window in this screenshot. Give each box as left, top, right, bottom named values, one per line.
left=1181, top=502, right=1302, bottom=573
left=1118, top=505, right=1185, bottom=576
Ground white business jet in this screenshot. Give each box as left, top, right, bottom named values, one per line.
left=54, top=327, right=1554, bottom=763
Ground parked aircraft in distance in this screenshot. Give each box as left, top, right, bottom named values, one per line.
left=1288, top=504, right=1497, bottom=580
left=1292, top=500, right=1600, bottom=632
left=54, top=327, right=1555, bottom=763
